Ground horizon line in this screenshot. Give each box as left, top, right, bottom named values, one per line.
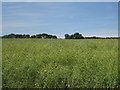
left=1, top=33, right=119, bottom=38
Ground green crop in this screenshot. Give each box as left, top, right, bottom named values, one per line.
left=2, top=39, right=118, bottom=88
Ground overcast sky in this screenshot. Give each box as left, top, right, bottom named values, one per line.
left=2, top=2, right=118, bottom=38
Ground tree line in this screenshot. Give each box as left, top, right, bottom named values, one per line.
left=64, top=33, right=119, bottom=39
left=2, top=33, right=57, bottom=39
left=65, top=33, right=84, bottom=39
left=2, top=33, right=119, bottom=39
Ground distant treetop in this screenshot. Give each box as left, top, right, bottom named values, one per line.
left=2, top=33, right=57, bottom=39
left=2, top=33, right=119, bottom=39
left=64, top=32, right=84, bottom=39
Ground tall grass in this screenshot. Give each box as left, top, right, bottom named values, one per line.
left=2, top=39, right=118, bottom=88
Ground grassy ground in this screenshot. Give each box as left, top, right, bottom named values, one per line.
left=2, top=39, right=118, bottom=88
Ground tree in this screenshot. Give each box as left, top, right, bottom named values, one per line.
left=9, top=33, right=15, bottom=38
left=73, top=33, right=84, bottom=39
left=41, top=33, right=48, bottom=39
left=64, top=33, right=84, bottom=39
left=70, top=34, right=74, bottom=39
left=2, top=33, right=57, bottom=39
left=31, top=35, right=36, bottom=38
left=73, top=33, right=80, bottom=39
left=65, top=34, right=70, bottom=39
left=2, top=33, right=15, bottom=38
left=25, top=34, right=30, bottom=38
left=36, top=34, right=42, bottom=38
left=52, top=36, right=57, bottom=39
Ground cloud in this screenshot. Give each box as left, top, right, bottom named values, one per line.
left=17, top=13, right=45, bottom=17
left=3, top=22, right=49, bottom=28
left=3, top=3, right=27, bottom=9
left=83, top=29, right=118, bottom=37
left=4, top=12, right=47, bottom=17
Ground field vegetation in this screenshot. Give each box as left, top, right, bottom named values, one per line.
left=2, top=39, right=118, bottom=88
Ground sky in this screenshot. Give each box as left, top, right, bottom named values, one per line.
left=2, top=2, right=118, bottom=38
left=2, top=0, right=120, bottom=2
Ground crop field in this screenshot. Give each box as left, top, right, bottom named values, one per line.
left=2, top=39, right=118, bottom=88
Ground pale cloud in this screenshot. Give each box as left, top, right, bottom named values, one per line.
left=3, top=4, right=28, bottom=9
left=83, top=29, right=118, bottom=37
left=4, top=22, right=31, bottom=28
left=15, top=13, right=46, bottom=17
left=3, top=22, right=49, bottom=28
left=4, top=12, right=47, bottom=17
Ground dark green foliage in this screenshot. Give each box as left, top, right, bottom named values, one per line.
left=31, top=35, right=36, bottom=38
left=35, top=33, right=57, bottom=39
left=2, top=33, right=30, bottom=38
left=73, top=33, right=84, bottom=39
left=64, top=32, right=84, bottom=39
left=2, top=33, right=119, bottom=39
left=36, top=34, right=42, bottom=38
left=85, top=36, right=101, bottom=39
left=2, top=33, right=57, bottom=39
left=65, top=34, right=70, bottom=39
left=50, top=35, right=57, bottom=39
